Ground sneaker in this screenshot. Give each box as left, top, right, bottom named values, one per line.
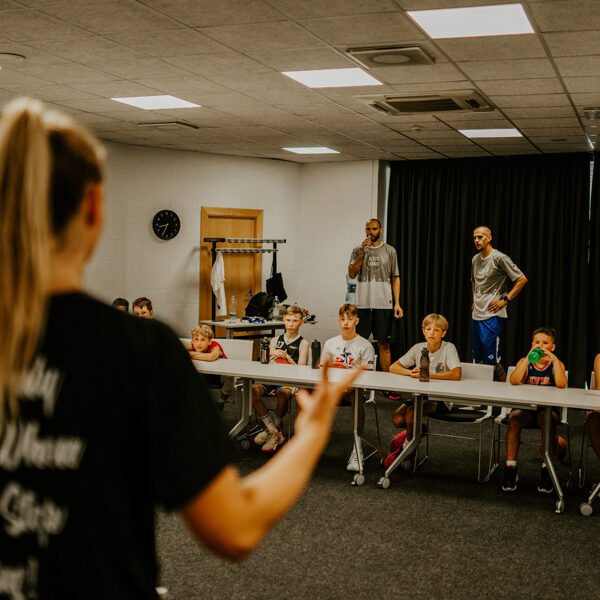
left=383, top=390, right=402, bottom=400
left=383, top=445, right=403, bottom=469
left=253, top=429, right=269, bottom=446
left=501, top=465, right=518, bottom=492
left=537, top=466, right=554, bottom=494
left=346, top=444, right=363, bottom=472
left=261, top=431, right=285, bottom=453
left=390, top=430, right=407, bottom=452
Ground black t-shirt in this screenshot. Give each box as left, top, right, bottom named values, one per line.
left=0, top=293, right=234, bottom=599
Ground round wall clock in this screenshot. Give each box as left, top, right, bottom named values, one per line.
left=152, top=209, right=180, bottom=240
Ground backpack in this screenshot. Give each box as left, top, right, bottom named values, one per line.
left=245, top=292, right=274, bottom=319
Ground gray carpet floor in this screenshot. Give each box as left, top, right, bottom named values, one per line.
left=156, top=397, right=600, bottom=600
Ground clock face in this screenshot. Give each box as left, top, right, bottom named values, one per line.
left=152, top=210, right=180, bottom=240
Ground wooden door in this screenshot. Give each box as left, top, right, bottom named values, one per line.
left=200, top=207, right=263, bottom=335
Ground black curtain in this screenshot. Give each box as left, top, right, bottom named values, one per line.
left=387, top=153, right=591, bottom=388
left=590, top=154, right=600, bottom=382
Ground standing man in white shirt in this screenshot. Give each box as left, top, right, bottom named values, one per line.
left=471, top=226, right=528, bottom=381
left=348, top=219, right=403, bottom=374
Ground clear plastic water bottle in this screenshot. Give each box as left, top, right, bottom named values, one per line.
left=272, top=296, right=280, bottom=320
left=229, top=295, right=237, bottom=321
left=419, top=347, right=430, bottom=382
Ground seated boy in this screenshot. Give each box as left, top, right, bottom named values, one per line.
left=187, top=324, right=234, bottom=409
left=252, top=306, right=309, bottom=453
left=501, top=327, right=568, bottom=494
left=111, top=297, right=129, bottom=312
left=385, top=314, right=461, bottom=467
left=320, top=303, right=374, bottom=472
left=132, top=297, right=153, bottom=319
left=584, top=353, right=600, bottom=475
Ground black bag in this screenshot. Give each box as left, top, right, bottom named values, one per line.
left=245, top=292, right=274, bottom=319
left=266, top=252, right=287, bottom=301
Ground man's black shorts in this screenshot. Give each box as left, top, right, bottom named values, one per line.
left=357, top=308, right=393, bottom=342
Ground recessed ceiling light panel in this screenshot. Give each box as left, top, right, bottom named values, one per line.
left=407, top=3, right=534, bottom=39
left=110, top=95, right=200, bottom=110
left=282, top=147, right=340, bottom=154
left=459, top=128, right=522, bottom=138
left=281, top=68, right=381, bottom=88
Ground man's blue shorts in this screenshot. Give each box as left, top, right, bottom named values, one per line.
left=471, top=317, right=504, bottom=364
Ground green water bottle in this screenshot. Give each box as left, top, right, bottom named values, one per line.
left=528, top=347, right=544, bottom=363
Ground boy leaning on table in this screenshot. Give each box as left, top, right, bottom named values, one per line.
left=320, top=303, right=374, bottom=472
left=384, top=313, right=461, bottom=468
left=501, top=326, right=568, bottom=494
left=252, top=305, right=310, bottom=453
left=584, top=353, right=600, bottom=478
left=186, top=324, right=235, bottom=410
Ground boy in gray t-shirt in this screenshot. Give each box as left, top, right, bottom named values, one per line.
left=384, top=314, right=461, bottom=468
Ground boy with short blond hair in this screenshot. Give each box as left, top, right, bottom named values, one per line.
left=252, top=305, right=310, bottom=453
left=321, top=303, right=375, bottom=471
left=385, top=313, right=461, bottom=468
left=501, top=327, right=567, bottom=494
left=187, top=324, right=234, bottom=408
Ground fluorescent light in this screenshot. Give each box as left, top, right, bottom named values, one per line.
left=407, top=3, right=534, bottom=39
left=281, top=68, right=381, bottom=88
left=459, top=129, right=523, bottom=139
left=282, top=147, right=340, bottom=154
left=110, top=95, right=200, bottom=109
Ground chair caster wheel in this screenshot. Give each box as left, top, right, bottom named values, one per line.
left=580, top=502, right=593, bottom=516
left=240, top=440, right=251, bottom=451
left=377, top=477, right=391, bottom=489
left=555, top=499, right=565, bottom=514
left=352, top=473, right=365, bottom=486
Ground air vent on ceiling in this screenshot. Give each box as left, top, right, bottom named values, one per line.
left=136, top=121, right=198, bottom=131
left=345, top=45, right=434, bottom=68
left=356, top=90, right=493, bottom=115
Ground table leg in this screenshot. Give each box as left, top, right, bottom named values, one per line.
left=228, top=377, right=252, bottom=438
left=379, top=393, right=424, bottom=487
left=226, top=329, right=233, bottom=339
left=542, top=406, right=565, bottom=513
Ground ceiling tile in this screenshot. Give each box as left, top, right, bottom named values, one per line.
left=139, top=0, right=285, bottom=27
left=520, top=127, right=583, bottom=137
left=370, top=63, right=464, bottom=85
left=396, top=0, right=509, bottom=8
left=437, top=35, right=545, bottom=62
left=30, top=84, right=99, bottom=102
left=0, top=9, right=86, bottom=41
left=503, top=106, right=576, bottom=119
left=570, top=93, right=600, bottom=106
left=130, top=76, right=228, bottom=99
left=555, top=55, right=600, bottom=78
left=511, top=117, right=581, bottom=129
left=162, top=53, right=271, bottom=76
left=107, top=29, right=229, bottom=57
left=198, top=22, right=325, bottom=53
left=299, top=13, right=425, bottom=45
left=26, top=35, right=148, bottom=63
left=242, top=47, right=354, bottom=71
left=214, top=71, right=307, bottom=92
left=39, top=1, right=179, bottom=35
left=489, top=94, right=571, bottom=108
left=476, top=78, right=564, bottom=95
left=530, top=1, right=600, bottom=32
left=66, top=79, right=164, bottom=97
left=86, top=58, right=192, bottom=80
left=563, top=77, right=600, bottom=93
left=265, top=0, right=398, bottom=19
left=8, top=61, right=116, bottom=84
left=544, top=31, right=600, bottom=57
left=458, top=59, right=555, bottom=81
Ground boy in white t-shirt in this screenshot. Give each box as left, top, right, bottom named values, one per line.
left=321, top=303, right=374, bottom=472
left=384, top=313, right=461, bottom=467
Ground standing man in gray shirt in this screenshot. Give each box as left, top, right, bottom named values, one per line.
left=348, top=219, right=403, bottom=372
left=472, top=226, right=527, bottom=380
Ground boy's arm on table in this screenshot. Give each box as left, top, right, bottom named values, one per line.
left=181, top=364, right=362, bottom=561
left=509, top=357, right=529, bottom=384
left=297, top=339, right=310, bottom=366
left=431, top=366, right=461, bottom=380
left=547, top=351, right=567, bottom=388
left=189, top=346, right=222, bottom=362
left=390, top=360, right=412, bottom=376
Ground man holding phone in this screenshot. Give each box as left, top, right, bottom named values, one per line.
left=348, top=218, right=402, bottom=373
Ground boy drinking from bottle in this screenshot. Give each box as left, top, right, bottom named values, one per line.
left=251, top=305, right=309, bottom=453
left=384, top=314, right=461, bottom=468
left=501, top=327, right=567, bottom=493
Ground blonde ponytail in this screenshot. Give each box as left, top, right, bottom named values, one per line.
left=0, top=98, right=104, bottom=422
left=0, top=99, right=51, bottom=421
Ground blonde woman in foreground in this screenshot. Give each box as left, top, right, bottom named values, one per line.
left=0, top=98, right=360, bottom=599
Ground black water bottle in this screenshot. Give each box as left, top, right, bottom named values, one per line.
left=260, top=337, right=270, bottom=364
left=419, top=347, right=430, bottom=382
left=311, top=340, right=321, bottom=369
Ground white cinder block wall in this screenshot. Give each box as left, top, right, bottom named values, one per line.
left=85, top=141, right=378, bottom=344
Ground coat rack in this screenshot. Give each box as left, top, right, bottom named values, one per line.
left=204, top=237, right=286, bottom=320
